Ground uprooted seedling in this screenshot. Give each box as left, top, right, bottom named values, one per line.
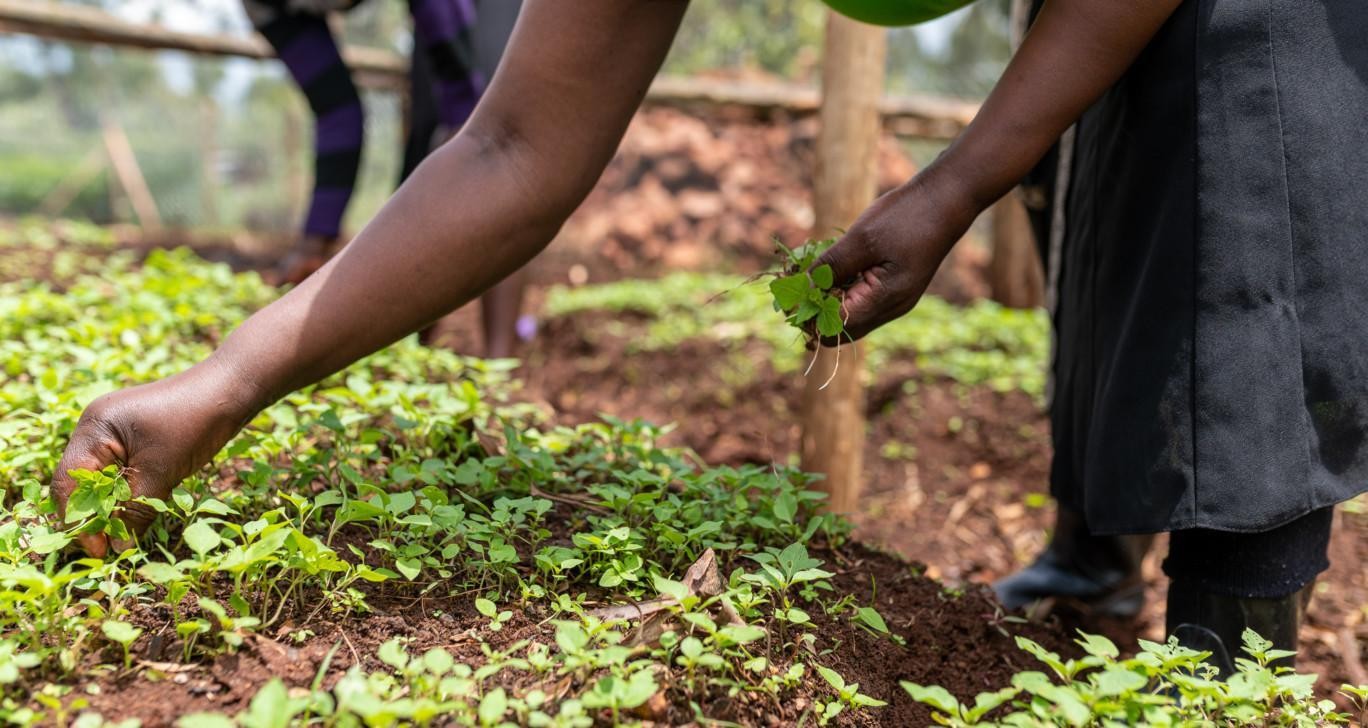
left=765, top=238, right=853, bottom=387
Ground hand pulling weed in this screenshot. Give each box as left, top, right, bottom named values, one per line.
left=765, top=238, right=852, bottom=388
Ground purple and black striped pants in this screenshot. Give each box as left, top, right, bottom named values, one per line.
left=246, top=0, right=485, bottom=238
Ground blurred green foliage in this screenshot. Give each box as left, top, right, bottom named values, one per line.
left=0, top=0, right=1011, bottom=234
left=544, top=271, right=1049, bottom=397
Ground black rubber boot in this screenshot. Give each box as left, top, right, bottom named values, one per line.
left=1166, top=579, right=1310, bottom=678
left=993, top=507, right=1152, bottom=617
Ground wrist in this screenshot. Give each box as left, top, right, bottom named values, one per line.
left=923, top=145, right=1004, bottom=220
left=197, top=350, right=272, bottom=431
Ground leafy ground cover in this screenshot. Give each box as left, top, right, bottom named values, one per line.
left=0, top=238, right=1084, bottom=726
left=543, top=270, right=1048, bottom=399
left=2, top=224, right=1364, bottom=726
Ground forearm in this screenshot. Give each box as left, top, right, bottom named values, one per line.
left=199, top=0, right=689, bottom=417
left=214, top=132, right=561, bottom=408
left=931, top=0, right=1185, bottom=211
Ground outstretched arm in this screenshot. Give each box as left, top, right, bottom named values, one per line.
left=52, top=0, right=690, bottom=556
left=818, top=0, right=1185, bottom=341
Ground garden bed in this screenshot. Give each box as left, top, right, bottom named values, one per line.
left=2, top=223, right=1364, bottom=726
left=0, top=236, right=1078, bottom=727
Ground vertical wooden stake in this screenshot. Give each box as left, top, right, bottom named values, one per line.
left=988, top=192, right=1044, bottom=308
left=100, top=117, right=162, bottom=232
left=989, top=0, right=1045, bottom=310
left=800, top=12, right=886, bottom=515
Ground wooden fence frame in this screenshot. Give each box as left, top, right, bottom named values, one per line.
left=0, top=0, right=977, bottom=141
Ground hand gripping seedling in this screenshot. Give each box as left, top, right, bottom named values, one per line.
left=766, top=238, right=852, bottom=388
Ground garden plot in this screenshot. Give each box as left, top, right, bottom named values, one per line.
left=1, top=226, right=1364, bottom=726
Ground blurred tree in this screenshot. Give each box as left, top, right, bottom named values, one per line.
left=666, top=0, right=827, bottom=81
left=668, top=0, right=1011, bottom=100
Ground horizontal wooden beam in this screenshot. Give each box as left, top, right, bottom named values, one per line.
left=646, top=75, right=977, bottom=140
left=0, top=0, right=978, bottom=139
left=0, top=0, right=407, bottom=88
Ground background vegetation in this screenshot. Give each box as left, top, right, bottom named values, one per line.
left=0, top=0, right=1012, bottom=233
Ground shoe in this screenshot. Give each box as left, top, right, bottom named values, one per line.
left=1166, top=579, right=1311, bottom=677
left=993, top=507, right=1152, bottom=618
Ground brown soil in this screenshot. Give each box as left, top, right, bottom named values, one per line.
left=70, top=538, right=1076, bottom=728
left=426, top=301, right=1368, bottom=710
left=5, top=98, right=1364, bottom=720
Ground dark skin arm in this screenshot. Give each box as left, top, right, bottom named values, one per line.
left=54, top=0, right=1182, bottom=557
left=52, top=0, right=691, bottom=556
left=818, top=0, right=1185, bottom=341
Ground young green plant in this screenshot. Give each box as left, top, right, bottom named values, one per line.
left=767, top=238, right=851, bottom=388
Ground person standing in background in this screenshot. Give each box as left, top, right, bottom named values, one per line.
left=243, top=0, right=528, bottom=357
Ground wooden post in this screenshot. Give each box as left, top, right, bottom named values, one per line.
left=989, top=0, right=1045, bottom=309
left=988, top=192, right=1044, bottom=308
left=100, top=117, right=162, bottom=232
left=800, top=12, right=886, bottom=514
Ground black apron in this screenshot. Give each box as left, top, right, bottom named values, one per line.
left=1045, top=0, right=1368, bottom=534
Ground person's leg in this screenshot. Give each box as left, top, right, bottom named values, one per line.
left=406, top=0, right=526, bottom=357
left=251, top=2, right=364, bottom=284
left=407, top=0, right=483, bottom=140
left=1163, top=507, right=1333, bottom=676
left=993, top=506, right=1152, bottom=617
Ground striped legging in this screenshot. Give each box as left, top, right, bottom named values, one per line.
left=244, top=0, right=484, bottom=238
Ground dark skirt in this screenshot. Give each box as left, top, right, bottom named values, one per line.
left=1048, top=0, right=1368, bottom=534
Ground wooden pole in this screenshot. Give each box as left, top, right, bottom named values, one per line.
left=988, top=192, right=1044, bottom=308
left=800, top=12, right=886, bottom=515
left=988, top=0, right=1045, bottom=309
left=100, top=117, right=162, bottom=232
left=0, top=0, right=407, bottom=90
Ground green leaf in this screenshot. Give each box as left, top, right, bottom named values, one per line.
left=769, top=274, right=810, bottom=311
left=1093, top=665, right=1147, bottom=696
left=101, top=620, right=142, bottom=646
left=377, top=638, right=408, bottom=670
left=901, top=682, right=960, bottom=714
left=183, top=520, right=221, bottom=557
left=719, top=624, right=766, bottom=644
left=422, top=648, right=454, bottom=675
left=791, top=298, right=821, bottom=325
left=965, top=687, right=1019, bottom=721
left=240, top=679, right=294, bottom=728
left=816, top=296, right=844, bottom=338
left=1076, top=631, right=1120, bottom=660
left=138, top=562, right=185, bottom=584
left=475, top=598, right=498, bottom=618
left=65, top=481, right=104, bottom=523
left=394, top=558, right=421, bottom=581
left=854, top=606, right=889, bottom=634
left=816, top=665, right=846, bottom=691
left=811, top=264, right=834, bottom=290
left=478, top=687, right=508, bottom=725
left=26, top=527, right=71, bottom=555
left=653, top=574, right=689, bottom=602
left=772, top=492, right=798, bottom=524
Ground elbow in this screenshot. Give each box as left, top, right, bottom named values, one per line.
left=460, top=113, right=595, bottom=234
